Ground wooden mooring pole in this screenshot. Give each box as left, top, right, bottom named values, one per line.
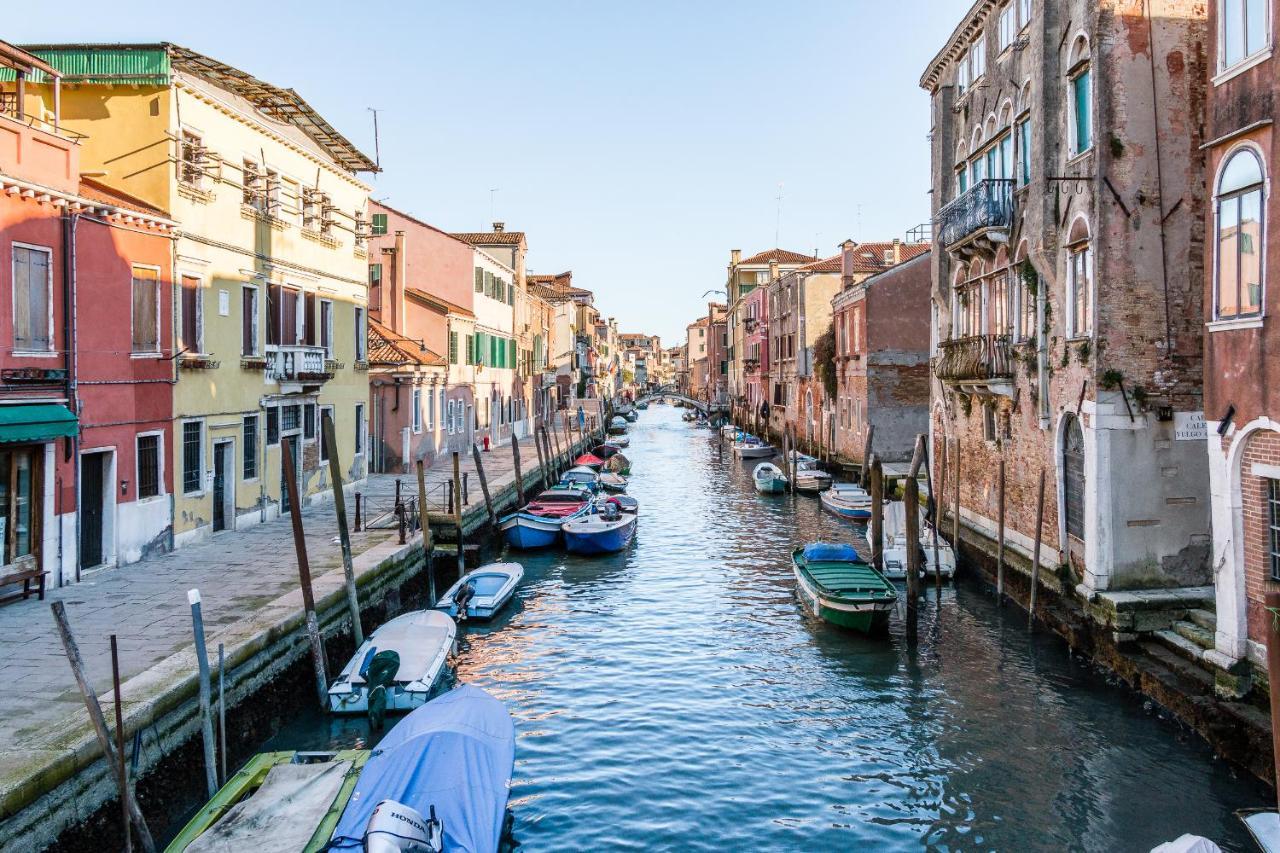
left=905, top=436, right=925, bottom=619
left=951, top=437, right=961, bottom=552
left=217, top=642, right=226, bottom=786
left=186, top=589, right=218, bottom=799
left=111, top=635, right=132, bottom=853
left=512, top=433, right=526, bottom=505
left=922, top=437, right=941, bottom=593
left=281, top=438, right=329, bottom=709
left=861, top=425, right=875, bottom=487
left=1029, top=467, right=1046, bottom=628
left=452, top=451, right=466, bottom=578
left=996, top=456, right=1007, bottom=605
left=472, top=444, right=497, bottom=527
left=869, top=454, right=884, bottom=575
left=322, top=412, right=363, bottom=646
left=51, top=601, right=156, bottom=853
left=416, top=459, right=435, bottom=604
left=533, top=425, right=549, bottom=490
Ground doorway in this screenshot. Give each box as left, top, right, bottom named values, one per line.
left=1063, top=415, right=1086, bottom=543
left=80, top=451, right=113, bottom=571
left=212, top=440, right=234, bottom=532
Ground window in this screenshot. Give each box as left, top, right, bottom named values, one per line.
left=13, top=245, right=52, bottom=352
left=447, top=400, right=456, bottom=435
left=266, top=406, right=280, bottom=446
left=1215, top=147, right=1266, bottom=319
left=999, top=4, right=1016, bottom=51
left=354, top=306, right=367, bottom=361
left=449, top=331, right=459, bottom=364
left=282, top=404, right=301, bottom=432
left=304, top=403, right=317, bottom=440
left=984, top=403, right=998, bottom=442
left=1220, top=0, right=1270, bottom=71
left=371, top=213, right=388, bottom=236
left=1270, top=479, right=1280, bottom=580
left=355, top=404, right=365, bottom=455
left=1019, top=0, right=1032, bottom=30
left=426, top=388, right=435, bottom=430
left=242, top=286, right=259, bottom=356
left=412, top=389, right=423, bottom=433
left=304, top=292, right=317, bottom=347
left=283, top=179, right=301, bottom=224
left=180, top=274, right=203, bottom=354
left=319, top=406, right=335, bottom=462
left=131, top=266, right=160, bottom=354
left=137, top=434, right=160, bottom=499
left=1066, top=219, right=1093, bottom=338
left=991, top=261, right=1010, bottom=335
left=957, top=48, right=971, bottom=94
left=243, top=416, right=259, bottom=479
left=438, top=389, right=446, bottom=431
left=1068, top=37, right=1092, bottom=157
left=970, top=35, right=986, bottom=81
left=474, top=267, right=484, bottom=293
left=180, top=131, right=205, bottom=188
left=1016, top=116, right=1032, bottom=185
left=1013, top=245, right=1037, bottom=342
left=265, top=168, right=281, bottom=215
left=182, top=420, right=204, bottom=495
left=320, top=300, right=334, bottom=358
left=242, top=159, right=264, bottom=210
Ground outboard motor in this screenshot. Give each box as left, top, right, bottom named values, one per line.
left=362, top=800, right=442, bottom=853
left=454, top=581, right=476, bottom=622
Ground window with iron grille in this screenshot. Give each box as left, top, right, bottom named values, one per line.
left=282, top=405, right=301, bottom=432
left=243, top=416, right=259, bottom=479
left=355, top=404, right=365, bottom=454
left=182, top=421, right=204, bottom=495
left=319, top=406, right=335, bottom=463
left=137, top=434, right=160, bottom=499
left=266, top=406, right=280, bottom=445
left=304, top=404, right=317, bottom=440
left=1269, top=479, right=1280, bottom=581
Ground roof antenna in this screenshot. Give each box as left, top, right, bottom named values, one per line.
left=490, top=188, right=500, bottom=223
left=775, top=182, right=784, bottom=248
left=367, top=108, right=381, bottom=170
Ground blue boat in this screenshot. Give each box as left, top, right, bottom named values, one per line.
left=560, top=464, right=602, bottom=493
left=434, top=562, right=524, bottom=621
left=499, top=485, right=593, bottom=549
left=820, top=483, right=874, bottom=521
left=562, top=502, right=638, bottom=555
left=328, top=685, right=515, bottom=852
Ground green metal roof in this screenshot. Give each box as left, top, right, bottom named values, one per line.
left=0, top=404, right=78, bottom=443
left=0, top=45, right=170, bottom=85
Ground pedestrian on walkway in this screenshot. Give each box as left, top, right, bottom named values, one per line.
left=577, top=405, right=586, bottom=433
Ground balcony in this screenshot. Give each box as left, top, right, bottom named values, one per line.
left=935, top=179, right=1014, bottom=256
left=934, top=334, right=1014, bottom=397
left=268, top=345, right=332, bottom=389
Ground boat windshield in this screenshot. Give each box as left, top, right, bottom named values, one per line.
left=469, top=573, right=508, bottom=596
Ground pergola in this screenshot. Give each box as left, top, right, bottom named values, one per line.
left=0, top=39, right=62, bottom=130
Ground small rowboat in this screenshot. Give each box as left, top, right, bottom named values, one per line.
left=563, top=502, right=638, bottom=555
left=882, top=522, right=957, bottom=580
left=793, top=465, right=832, bottom=493
left=753, top=462, right=788, bottom=494
left=592, top=443, right=622, bottom=460
left=792, top=543, right=897, bottom=633
left=607, top=435, right=630, bottom=449
left=733, top=438, right=776, bottom=459
left=575, top=452, right=606, bottom=470
left=821, top=483, right=873, bottom=520
left=435, top=562, right=524, bottom=621
left=599, top=472, right=629, bottom=493
left=624, top=410, right=639, bottom=422
left=602, top=494, right=639, bottom=514
left=720, top=423, right=740, bottom=437
left=327, top=611, right=456, bottom=714
left=636, top=402, right=649, bottom=410
left=604, top=452, right=631, bottom=475
left=560, top=464, right=602, bottom=492
left=499, top=485, right=592, bottom=549
left=608, top=416, right=628, bottom=435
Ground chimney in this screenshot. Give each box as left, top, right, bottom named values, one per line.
left=893, top=237, right=902, bottom=264
left=391, top=230, right=407, bottom=330
left=769, top=259, right=779, bottom=281
left=730, top=249, right=742, bottom=266
left=492, top=221, right=505, bottom=233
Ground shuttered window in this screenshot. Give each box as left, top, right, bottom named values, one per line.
left=371, top=213, right=388, bottom=236
left=304, top=292, right=317, bottom=346
left=13, top=246, right=52, bottom=352
left=475, top=267, right=484, bottom=292
left=449, top=331, right=459, bottom=364
left=131, top=266, right=160, bottom=353
left=180, top=275, right=202, bottom=353
left=242, top=287, right=259, bottom=356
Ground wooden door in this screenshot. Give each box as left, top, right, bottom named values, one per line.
left=1063, top=415, right=1085, bottom=541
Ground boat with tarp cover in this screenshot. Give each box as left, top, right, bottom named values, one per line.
left=791, top=543, right=897, bottom=633
left=499, top=485, right=593, bottom=549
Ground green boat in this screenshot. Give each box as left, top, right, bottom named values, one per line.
left=791, top=543, right=897, bottom=633
left=166, top=750, right=369, bottom=852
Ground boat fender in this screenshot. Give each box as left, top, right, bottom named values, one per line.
left=362, top=800, right=443, bottom=853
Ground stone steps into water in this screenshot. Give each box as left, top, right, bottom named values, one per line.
left=1187, top=608, right=1217, bottom=634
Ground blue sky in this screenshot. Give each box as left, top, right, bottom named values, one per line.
left=16, top=0, right=972, bottom=344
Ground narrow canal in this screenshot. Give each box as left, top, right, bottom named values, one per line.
left=265, top=404, right=1269, bottom=851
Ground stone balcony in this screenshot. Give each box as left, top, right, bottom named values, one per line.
left=268, top=345, right=333, bottom=390
left=935, top=179, right=1014, bottom=258
left=934, top=334, right=1014, bottom=397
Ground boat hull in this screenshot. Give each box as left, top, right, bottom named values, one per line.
left=820, top=494, right=871, bottom=521
left=792, top=562, right=894, bottom=634
left=734, top=445, right=776, bottom=459
left=435, top=563, right=525, bottom=621
left=563, top=517, right=637, bottom=554
left=500, top=514, right=566, bottom=549
left=754, top=479, right=787, bottom=494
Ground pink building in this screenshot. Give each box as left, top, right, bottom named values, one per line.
left=743, top=285, right=769, bottom=418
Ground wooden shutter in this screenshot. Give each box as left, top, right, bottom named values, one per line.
left=281, top=288, right=298, bottom=344
left=242, top=288, right=255, bottom=355
left=304, top=293, right=317, bottom=346
left=474, top=268, right=483, bottom=292
left=181, top=275, right=200, bottom=351
left=267, top=283, right=281, bottom=345
left=132, top=268, right=158, bottom=352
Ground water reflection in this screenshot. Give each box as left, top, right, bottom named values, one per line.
left=284, top=406, right=1268, bottom=851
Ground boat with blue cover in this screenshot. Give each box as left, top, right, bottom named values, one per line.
left=792, top=543, right=897, bottom=633
left=499, top=485, right=592, bottom=549
left=562, top=500, right=638, bottom=555
left=435, top=562, right=524, bottom=622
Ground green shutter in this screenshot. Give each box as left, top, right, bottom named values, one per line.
left=449, top=331, right=458, bottom=364
left=474, top=268, right=483, bottom=292
left=508, top=339, right=516, bottom=369
left=371, top=213, right=388, bottom=236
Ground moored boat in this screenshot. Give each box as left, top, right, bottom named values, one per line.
left=575, top=452, right=606, bottom=470
left=733, top=437, right=776, bottom=459
left=563, top=501, right=638, bottom=554
left=499, top=485, right=593, bottom=549
left=607, top=435, right=630, bottom=449
left=435, top=562, right=524, bottom=621
left=636, top=401, right=649, bottom=410
left=624, top=410, right=639, bottom=422
left=882, top=521, right=957, bottom=580
left=753, top=462, right=788, bottom=494
left=820, top=482, right=873, bottom=521
left=560, top=464, right=602, bottom=492
left=792, top=457, right=833, bottom=493
left=327, top=610, right=456, bottom=715
left=604, top=451, right=631, bottom=475
left=328, top=685, right=515, bottom=852
left=608, top=415, right=629, bottom=435
left=599, top=471, right=629, bottom=493
left=603, top=494, right=639, bottom=514
left=791, top=543, right=897, bottom=633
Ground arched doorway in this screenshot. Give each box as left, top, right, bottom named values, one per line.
left=1063, top=414, right=1086, bottom=542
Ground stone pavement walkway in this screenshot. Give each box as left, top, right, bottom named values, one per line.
left=0, top=426, right=589, bottom=749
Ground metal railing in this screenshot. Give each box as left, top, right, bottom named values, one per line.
left=934, top=334, right=1014, bottom=383
left=935, top=179, right=1015, bottom=247
left=268, top=345, right=331, bottom=383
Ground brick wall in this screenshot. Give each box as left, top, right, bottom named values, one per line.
left=1241, top=429, right=1280, bottom=646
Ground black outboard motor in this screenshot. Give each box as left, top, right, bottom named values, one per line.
left=453, top=580, right=476, bottom=622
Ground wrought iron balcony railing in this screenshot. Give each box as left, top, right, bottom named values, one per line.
left=934, top=334, right=1013, bottom=383
left=935, top=179, right=1015, bottom=247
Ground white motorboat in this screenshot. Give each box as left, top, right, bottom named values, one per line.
left=721, top=423, right=741, bottom=437
left=820, top=482, right=873, bottom=521
left=752, top=462, right=788, bottom=494
left=328, top=610, right=456, bottom=715
left=435, top=562, right=525, bottom=621
left=881, top=526, right=957, bottom=579
left=733, top=438, right=776, bottom=459
left=792, top=457, right=832, bottom=493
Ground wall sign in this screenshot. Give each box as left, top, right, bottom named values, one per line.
left=1174, top=411, right=1207, bottom=441
left=218, top=290, right=230, bottom=316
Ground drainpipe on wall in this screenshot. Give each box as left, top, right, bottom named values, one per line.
left=63, top=212, right=80, bottom=584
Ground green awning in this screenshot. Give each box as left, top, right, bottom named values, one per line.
left=0, top=404, right=78, bottom=443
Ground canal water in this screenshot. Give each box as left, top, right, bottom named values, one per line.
left=266, top=404, right=1270, bottom=851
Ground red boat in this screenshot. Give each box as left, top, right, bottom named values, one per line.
left=574, top=453, right=606, bottom=470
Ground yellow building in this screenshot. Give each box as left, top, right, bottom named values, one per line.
left=22, top=43, right=378, bottom=543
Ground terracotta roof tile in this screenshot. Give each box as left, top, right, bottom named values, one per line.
left=78, top=178, right=170, bottom=218
left=797, top=255, right=842, bottom=273
left=739, top=248, right=818, bottom=266
left=450, top=231, right=525, bottom=246
left=843, top=241, right=930, bottom=274
left=367, top=319, right=445, bottom=367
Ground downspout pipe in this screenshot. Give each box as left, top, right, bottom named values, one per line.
left=63, top=212, right=80, bottom=584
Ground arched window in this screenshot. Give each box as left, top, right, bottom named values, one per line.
left=991, top=246, right=1011, bottom=335
left=1067, top=36, right=1092, bottom=157
left=1016, top=82, right=1033, bottom=186
left=1012, top=240, right=1036, bottom=341
left=955, top=141, right=970, bottom=195
left=1066, top=217, right=1093, bottom=338
left=950, top=267, right=968, bottom=339
left=1216, top=147, right=1265, bottom=319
